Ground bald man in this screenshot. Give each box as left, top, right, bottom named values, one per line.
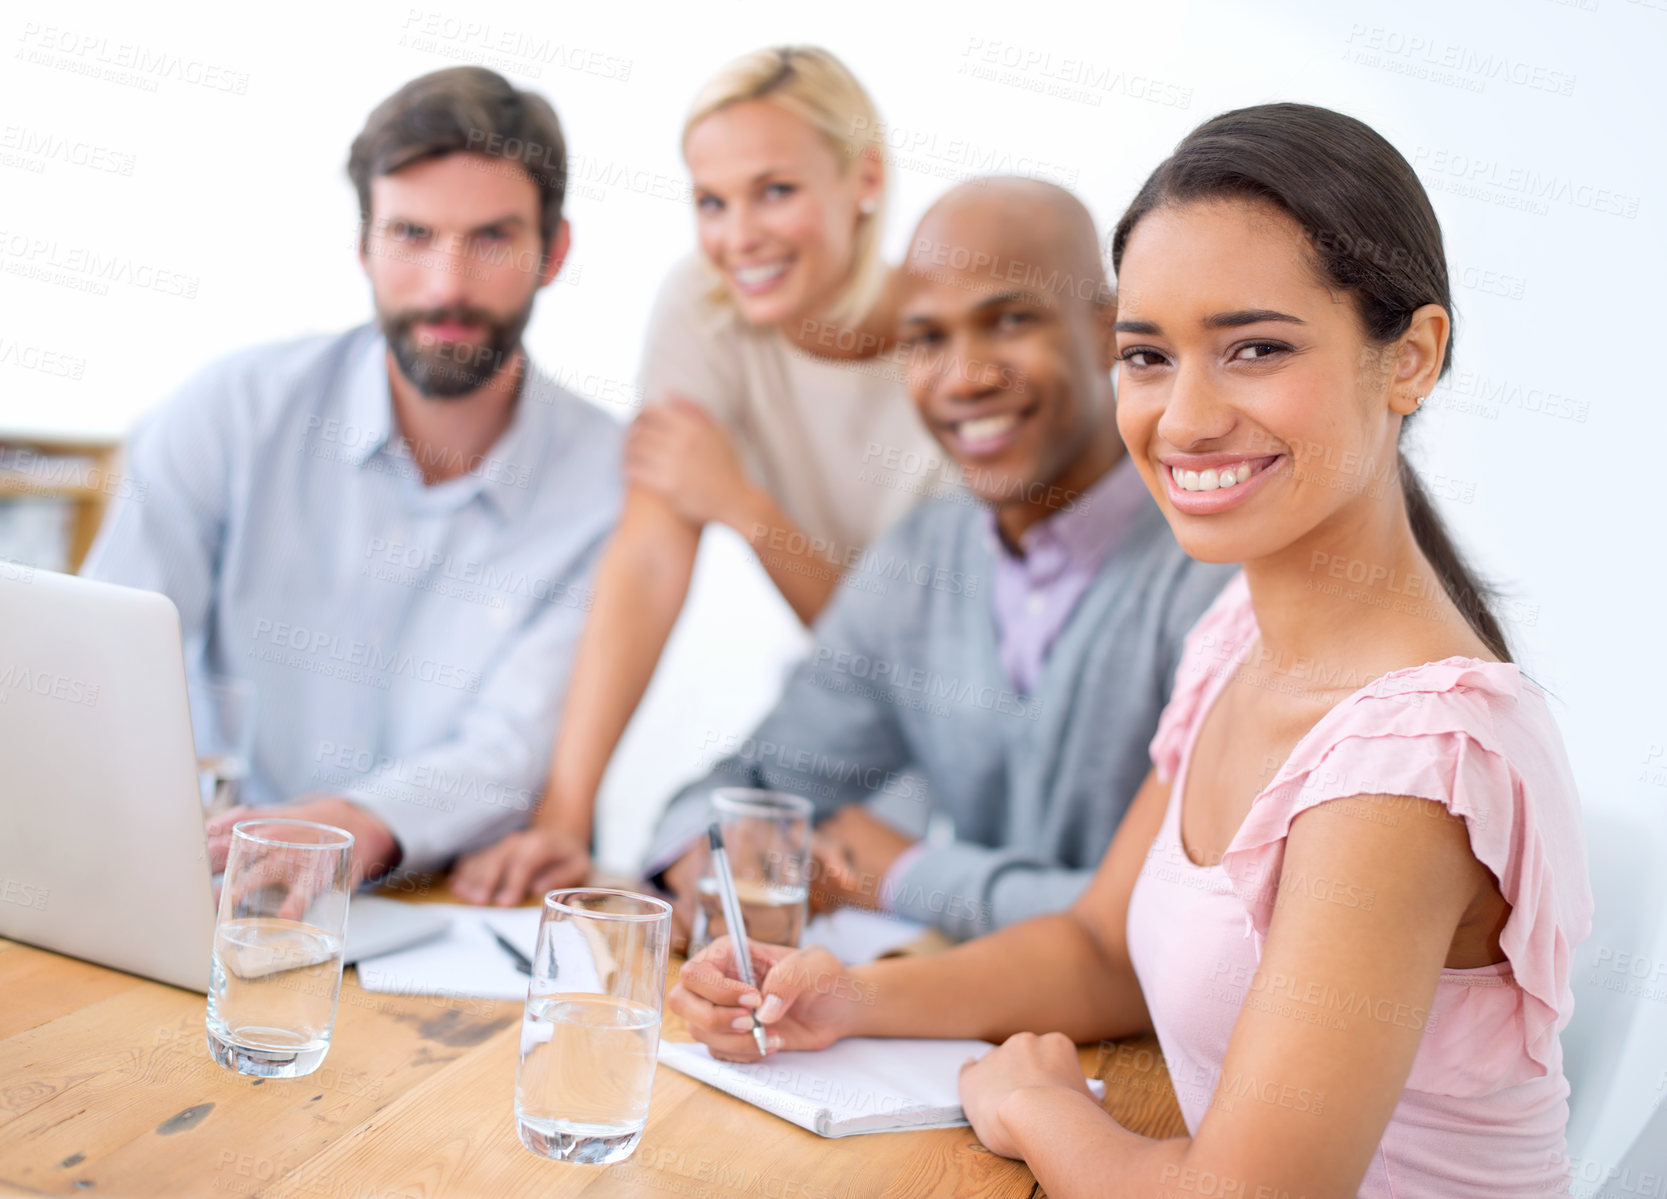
left=643, top=178, right=1233, bottom=941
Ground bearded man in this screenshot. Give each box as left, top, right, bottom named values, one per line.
left=83, top=68, right=622, bottom=885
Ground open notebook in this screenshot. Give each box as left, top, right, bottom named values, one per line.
left=659, top=1037, right=1104, bottom=1138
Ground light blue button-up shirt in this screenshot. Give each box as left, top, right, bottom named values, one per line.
left=82, top=323, right=623, bottom=872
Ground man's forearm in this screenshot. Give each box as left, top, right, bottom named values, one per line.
left=215, top=796, right=404, bottom=884
left=847, top=911, right=1147, bottom=1044
left=319, top=797, right=403, bottom=881
left=888, top=842, right=1098, bottom=939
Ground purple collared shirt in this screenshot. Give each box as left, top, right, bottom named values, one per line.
left=986, top=454, right=1152, bottom=695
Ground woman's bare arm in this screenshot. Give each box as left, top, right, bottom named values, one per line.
left=843, top=767, right=1172, bottom=1044
left=997, top=793, right=1487, bottom=1199
left=725, top=487, right=842, bottom=625
left=535, top=486, right=701, bottom=845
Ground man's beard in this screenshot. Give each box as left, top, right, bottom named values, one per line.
left=380, top=299, right=535, bottom=399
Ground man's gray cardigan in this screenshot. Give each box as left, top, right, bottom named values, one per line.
left=645, top=491, right=1234, bottom=939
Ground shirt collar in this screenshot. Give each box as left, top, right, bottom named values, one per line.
left=340, top=325, right=548, bottom=522
left=339, top=325, right=396, bottom=467
left=983, top=452, right=1151, bottom=579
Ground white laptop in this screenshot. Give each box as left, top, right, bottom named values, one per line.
left=0, top=564, right=449, bottom=991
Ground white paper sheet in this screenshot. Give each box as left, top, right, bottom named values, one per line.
left=354, top=904, right=602, bottom=1001
left=659, top=1037, right=1105, bottom=1138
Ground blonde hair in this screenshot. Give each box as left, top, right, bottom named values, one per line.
left=682, top=46, right=890, bottom=329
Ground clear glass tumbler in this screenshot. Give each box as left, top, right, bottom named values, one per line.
left=206, top=819, right=353, bottom=1077
left=515, top=888, right=672, bottom=1165
left=688, top=788, right=812, bottom=956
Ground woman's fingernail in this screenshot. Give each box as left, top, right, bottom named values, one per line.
left=739, top=992, right=761, bottom=1008
left=731, top=1016, right=753, bottom=1032
left=766, top=1035, right=783, bottom=1052
left=759, top=995, right=784, bottom=1022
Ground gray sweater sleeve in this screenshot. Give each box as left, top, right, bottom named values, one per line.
left=885, top=846, right=1095, bottom=938
left=642, top=532, right=921, bottom=874
left=883, top=556, right=1237, bottom=939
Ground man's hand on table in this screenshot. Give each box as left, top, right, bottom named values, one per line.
left=809, top=806, right=917, bottom=913
left=450, top=825, right=591, bottom=906
left=655, top=805, right=919, bottom=953
left=206, top=796, right=402, bottom=916
left=655, top=842, right=707, bottom=955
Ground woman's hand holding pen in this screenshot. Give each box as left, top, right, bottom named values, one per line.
left=670, top=936, right=864, bottom=1061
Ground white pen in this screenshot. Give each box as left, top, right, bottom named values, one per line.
left=708, top=823, right=770, bottom=1057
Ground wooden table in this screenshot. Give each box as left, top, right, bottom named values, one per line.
left=0, top=883, right=1184, bottom=1199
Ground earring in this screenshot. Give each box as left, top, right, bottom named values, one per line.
left=858, top=197, right=877, bottom=215
left=1413, top=394, right=1425, bottom=408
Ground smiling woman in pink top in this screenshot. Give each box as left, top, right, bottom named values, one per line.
left=669, top=102, right=1593, bottom=1199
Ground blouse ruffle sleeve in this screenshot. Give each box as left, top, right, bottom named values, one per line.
left=1218, top=660, right=1594, bottom=1095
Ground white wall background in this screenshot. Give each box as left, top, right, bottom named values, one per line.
left=3, top=0, right=1664, bottom=1177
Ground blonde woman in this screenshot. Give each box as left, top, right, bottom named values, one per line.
left=453, top=46, right=948, bottom=904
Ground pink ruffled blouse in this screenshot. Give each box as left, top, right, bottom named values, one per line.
left=1125, top=573, right=1593, bottom=1197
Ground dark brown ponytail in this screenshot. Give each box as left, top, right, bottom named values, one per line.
left=1398, top=455, right=1510, bottom=661
left=1111, top=102, right=1511, bottom=662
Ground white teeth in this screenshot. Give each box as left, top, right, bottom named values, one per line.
left=733, top=261, right=789, bottom=286
left=956, top=413, right=1019, bottom=445
left=1171, top=460, right=1267, bottom=492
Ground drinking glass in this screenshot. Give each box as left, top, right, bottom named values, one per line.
left=206, top=819, right=353, bottom=1077
left=688, top=788, right=812, bottom=956
left=515, top=888, right=673, bottom=1164
left=189, top=676, right=255, bottom=815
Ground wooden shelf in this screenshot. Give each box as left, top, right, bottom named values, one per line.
left=0, top=479, right=104, bottom=499
left=0, top=434, right=123, bottom=572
